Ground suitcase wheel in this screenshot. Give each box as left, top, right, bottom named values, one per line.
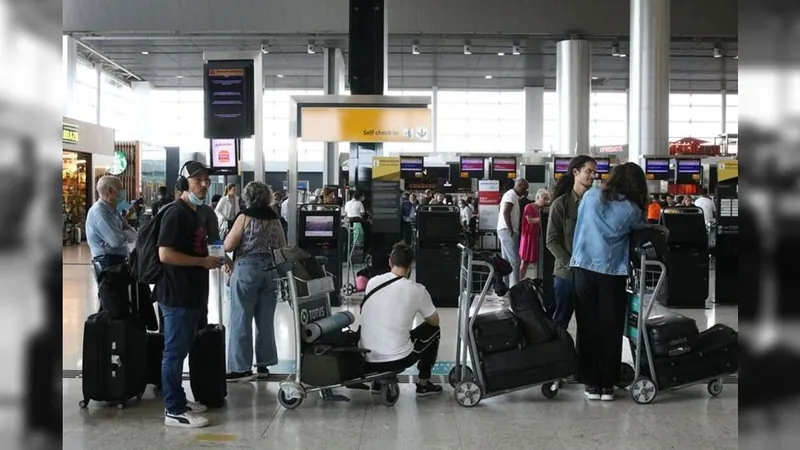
left=707, top=379, right=723, bottom=397
left=380, top=382, right=400, bottom=407
left=278, top=388, right=304, bottom=410
left=447, top=365, right=475, bottom=388
left=541, top=382, right=559, bottom=399
left=617, top=363, right=635, bottom=389
left=455, top=381, right=482, bottom=407
left=342, top=284, right=355, bottom=296
left=630, top=377, right=657, bottom=404
left=78, top=400, right=88, bottom=409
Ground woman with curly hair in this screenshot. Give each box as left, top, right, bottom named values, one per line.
left=569, top=162, right=667, bottom=401
left=223, top=181, right=287, bottom=382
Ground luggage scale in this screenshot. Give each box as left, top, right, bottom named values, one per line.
left=449, top=244, right=563, bottom=407
left=625, top=245, right=729, bottom=404
left=272, top=255, right=400, bottom=410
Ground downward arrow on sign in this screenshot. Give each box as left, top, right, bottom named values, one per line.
left=417, top=128, right=428, bottom=139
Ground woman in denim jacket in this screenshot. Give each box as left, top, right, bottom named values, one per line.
left=569, top=162, right=665, bottom=401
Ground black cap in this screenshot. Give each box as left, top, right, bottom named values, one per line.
left=181, top=161, right=210, bottom=178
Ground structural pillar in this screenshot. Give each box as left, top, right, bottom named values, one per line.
left=95, top=63, right=103, bottom=125
left=431, top=86, right=439, bottom=152
left=323, top=48, right=346, bottom=187
left=556, top=40, right=591, bottom=155
left=524, top=86, right=544, bottom=153
left=348, top=0, right=393, bottom=274
left=63, top=37, right=78, bottom=118
left=628, top=0, right=670, bottom=163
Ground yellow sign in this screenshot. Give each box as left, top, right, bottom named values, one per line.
left=717, top=159, right=738, bottom=182
left=300, top=107, right=432, bottom=143
left=63, top=123, right=79, bottom=145
left=372, top=157, right=401, bottom=181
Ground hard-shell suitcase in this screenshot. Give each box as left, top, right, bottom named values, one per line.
left=482, top=328, right=578, bottom=392
left=472, top=310, right=525, bottom=354
left=81, top=283, right=148, bottom=409
left=697, top=324, right=738, bottom=354
left=188, top=270, right=227, bottom=408
left=646, top=313, right=699, bottom=357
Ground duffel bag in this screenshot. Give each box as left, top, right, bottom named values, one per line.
left=646, top=313, right=699, bottom=357
left=472, top=310, right=525, bottom=354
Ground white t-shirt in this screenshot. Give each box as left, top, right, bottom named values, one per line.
left=496, top=189, right=521, bottom=233
left=360, top=272, right=437, bottom=363
left=694, top=196, right=715, bottom=224
left=344, top=199, right=365, bottom=218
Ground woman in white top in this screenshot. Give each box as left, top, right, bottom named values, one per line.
left=344, top=191, right=366, bottom=219
left=215, top=183, right=240, bottom=236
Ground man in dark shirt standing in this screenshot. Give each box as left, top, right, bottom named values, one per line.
left=157, top=161, right=223, bottom=428
left=151, top=186, right=170, bottom=216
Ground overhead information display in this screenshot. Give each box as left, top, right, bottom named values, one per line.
left=299, top=107, right=432, bottom=143
left=204, top=60, right=255, bottom=138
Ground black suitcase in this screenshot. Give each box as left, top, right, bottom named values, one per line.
left=646, top=313, right=699, bottom=357
left=472, top=310, right=525, bottom=354
left=81, top=312, right=148, bottom=409
left=146, top=332, right=164, bottom=388
left=188, top=270, right=227, bottom=408
left=482, top=329, right=578, bottom=392
left=649, top=344, right=738, bottom=389
left=697, top=324, right=738, bottom=354
left=301, top=345, right=367, bottom=386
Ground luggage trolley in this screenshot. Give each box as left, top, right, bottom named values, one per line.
left=273, top=257, right=400, bottom=410
left=341, top=218, right=368, bottom=297
left=449, top=244, right=561, bottom=407
left=625, top=247, right=726, bottom=404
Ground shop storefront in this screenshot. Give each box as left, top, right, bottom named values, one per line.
left=62, top=118, right=116, bottom=244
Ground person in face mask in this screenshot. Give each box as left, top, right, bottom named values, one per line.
left=157, top=161, right=223, bottom=429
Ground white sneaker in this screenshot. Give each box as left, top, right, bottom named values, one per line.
left=600, top=388, right=615, bottom=402
left=187, top=401, right=208, bottom=413
left=164, top=410, right=210, bottom=428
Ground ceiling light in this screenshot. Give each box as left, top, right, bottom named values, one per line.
left=592, top=76, right=599, bottom=80
left=261, top=44, right=269, bottom=54
left=619, top=53, right=627, bottom=58
left=713, top=46, right=723, bottom=58
left=411, top=42, right=420, bottom=55
left=175, top=75, right=183, bottom=79
left=307, top=43, right=316, bottom=54
left=734, top=54, right=739, bottom=59
left=276, top=74, right=284, bottom=78
left=485, top=75, right=493, bottom=79
left=512, top=44, right=521, bottom=56
left=464, top=43, right=472, bottom=55
left=497, top=52, right=505, bottom=56
left=141, top=51, right=149, bottom=55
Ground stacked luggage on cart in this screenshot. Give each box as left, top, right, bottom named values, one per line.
left=626, top=227, right=739, bottom=404
left=451, top=246, right=579, bottom=407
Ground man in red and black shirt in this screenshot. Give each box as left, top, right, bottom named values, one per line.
left=157, top=161, right=223, bottom=428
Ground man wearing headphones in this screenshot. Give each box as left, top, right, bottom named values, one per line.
left=158, top=161, right=223, bottom=428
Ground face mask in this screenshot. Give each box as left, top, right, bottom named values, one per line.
left=188, top=191, right=205, bottom=206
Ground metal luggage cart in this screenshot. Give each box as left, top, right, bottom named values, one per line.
left=625, top=249, right=726, bottom=405
left=272, top=257, right=400, bottom=410
left=341, top=219, right=369, bottom=297
left=448, top=244, right=561, bottom=408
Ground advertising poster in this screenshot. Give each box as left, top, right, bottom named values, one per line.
left=372, top=157, right=402, bottom=233
left=478, top=179, right=500, bottom=230
left=211, top=139, right=237, bottom=174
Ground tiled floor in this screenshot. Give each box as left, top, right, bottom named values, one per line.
left=62, top=244, right=739, bottom=449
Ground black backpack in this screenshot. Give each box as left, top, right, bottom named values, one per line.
left=132, top=202, right=177, bottom=284
left=508, top=278, right=560, bottom=345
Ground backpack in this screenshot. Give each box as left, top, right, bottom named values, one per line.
left=508, top=278, right=560, bottom=345
left=132, top=202, right=177, bottom=284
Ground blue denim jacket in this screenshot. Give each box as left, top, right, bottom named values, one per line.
left=569, top=187, right=647, bottom=276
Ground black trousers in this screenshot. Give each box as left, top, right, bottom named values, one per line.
left=572, top=267, right=628, bottom=389
left=366, top=323, right=440, bottom=379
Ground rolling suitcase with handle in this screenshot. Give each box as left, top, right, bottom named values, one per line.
left=646, top=313, right=700, bottom=357
left=80, top=282, right=147, bottom=409
left=188, top=269, right=228, bottom=408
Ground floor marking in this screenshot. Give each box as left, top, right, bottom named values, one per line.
left=195, top=434, right=238, bottom=442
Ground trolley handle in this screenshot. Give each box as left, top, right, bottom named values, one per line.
left=640, top=259, right=668, bottom=319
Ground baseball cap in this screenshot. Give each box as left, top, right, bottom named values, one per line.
left=181, top=161, right=210, bottom=178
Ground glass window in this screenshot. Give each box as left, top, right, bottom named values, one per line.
left=437, top=90, right=525, bottom=153
left=669, top=92, right=724, bottom=140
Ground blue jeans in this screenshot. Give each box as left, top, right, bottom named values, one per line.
left=498, top=229, right=521, bottom=288
left=228, top=254, right=279, bottom=373
left=160, top=304, right=202, bottom=415
left=553, top=275, right=575, bottom=329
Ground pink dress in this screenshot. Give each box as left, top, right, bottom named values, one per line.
left=519, top=203, right=541, bottom=263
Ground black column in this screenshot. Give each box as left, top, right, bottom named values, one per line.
left=165, top=146, right=180, bottom=195
left=349, top=0, right=396, bottom=274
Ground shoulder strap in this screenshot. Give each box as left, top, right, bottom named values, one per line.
left=360, top=276, right=403, bottom=310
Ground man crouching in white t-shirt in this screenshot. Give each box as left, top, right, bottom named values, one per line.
left=360, top=241, right=444, bottom=397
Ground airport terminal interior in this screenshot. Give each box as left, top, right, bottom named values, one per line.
left=62, top=0, right=739, bottom=448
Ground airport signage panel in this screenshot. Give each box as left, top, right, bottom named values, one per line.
left=203, top=60, right=255, bottom=139
left=63, top=123, right=79, bottom=145
left=645, top=158, right=671, bottom=181
left=299, top=107, right=432, bottom=143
